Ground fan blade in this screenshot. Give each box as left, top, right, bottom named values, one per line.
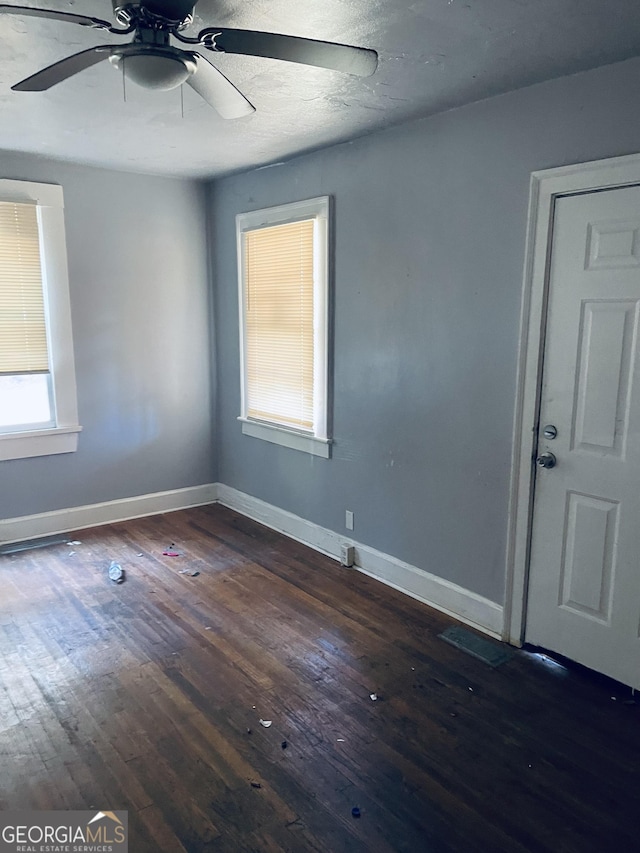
left=0, top=5, right=113, bottom=29
left=186, top=53, right=254, bottom=119
left=203, top=28, right=378, bottom=77
left=11, top=46, right=115, bottom=91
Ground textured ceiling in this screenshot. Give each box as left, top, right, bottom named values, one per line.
left=1, top=0, right=640, bottom=178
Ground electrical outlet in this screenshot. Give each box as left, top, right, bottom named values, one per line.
left=340, top=544, right=355, bottom=567
left=345, top=510, right=354, bottom=530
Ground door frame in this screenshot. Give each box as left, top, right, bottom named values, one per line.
left=504, top=151, right=640, bottom=646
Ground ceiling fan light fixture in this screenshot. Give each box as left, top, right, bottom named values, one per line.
left=110, top=51, right=195, bottom=90
left=2, top=1, right=378, bottom=115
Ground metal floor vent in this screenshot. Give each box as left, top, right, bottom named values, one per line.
left=439, top=625, right=513, bottom=668
left=0, top=535, right=68, bottom=556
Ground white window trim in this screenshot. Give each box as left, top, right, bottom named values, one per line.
left=0, top=179, right=81, bottom=461
left=236, top=196, right=331, bottom=457
left=237, top=417, right=331, bottom=458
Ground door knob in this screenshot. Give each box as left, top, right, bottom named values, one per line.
left=536, top=452, right=556, bottom=469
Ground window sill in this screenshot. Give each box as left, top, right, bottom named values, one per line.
left=0, top=425, right=82, bottom=461
left=239, top=418, right=331, bottom=458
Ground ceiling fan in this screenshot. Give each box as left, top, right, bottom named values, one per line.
left=0, top=1, right=378, bottom=118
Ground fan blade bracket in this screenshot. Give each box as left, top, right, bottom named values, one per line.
left=201, top=31, right=223, bottom=51
left=172, top=27, right=219, bottom=47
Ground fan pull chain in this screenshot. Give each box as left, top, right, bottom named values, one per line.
left=122, top=57, right=127, bottom=103
left=180, top=84, right=184, bottom=119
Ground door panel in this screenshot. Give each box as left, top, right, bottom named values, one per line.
left=526, top=186, right=640, bottom=689
left=572, top=301, right=636, bottom=454
left=559, top=491, right=617, bottom=622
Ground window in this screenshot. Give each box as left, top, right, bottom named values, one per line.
left=237, top=197, right=330, bottom=457
left=0, top=180, right=80, bottom=461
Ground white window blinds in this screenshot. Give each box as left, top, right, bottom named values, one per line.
left=0, top=200, right=48, bottom=375
left=244, top=218, right=315, bottom=430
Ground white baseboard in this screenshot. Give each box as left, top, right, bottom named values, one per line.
left=0, top=483, right=219, bottom=545
left=1, top=481, right=503, bottom=638
left=216, top=483, right=504, bottom=638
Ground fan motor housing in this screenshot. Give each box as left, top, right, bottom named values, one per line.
left=112, top=1, right=194, bottom=29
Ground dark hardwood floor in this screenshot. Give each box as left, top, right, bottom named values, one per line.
left=1, top=504, right=638, bottom=852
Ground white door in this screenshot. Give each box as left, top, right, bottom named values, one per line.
left=526, top=185, right=640, bottom=689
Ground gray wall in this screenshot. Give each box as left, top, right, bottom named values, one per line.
left=0, top=153, right=215, bottom=520
left=210, top=57, right=640, bottom=605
